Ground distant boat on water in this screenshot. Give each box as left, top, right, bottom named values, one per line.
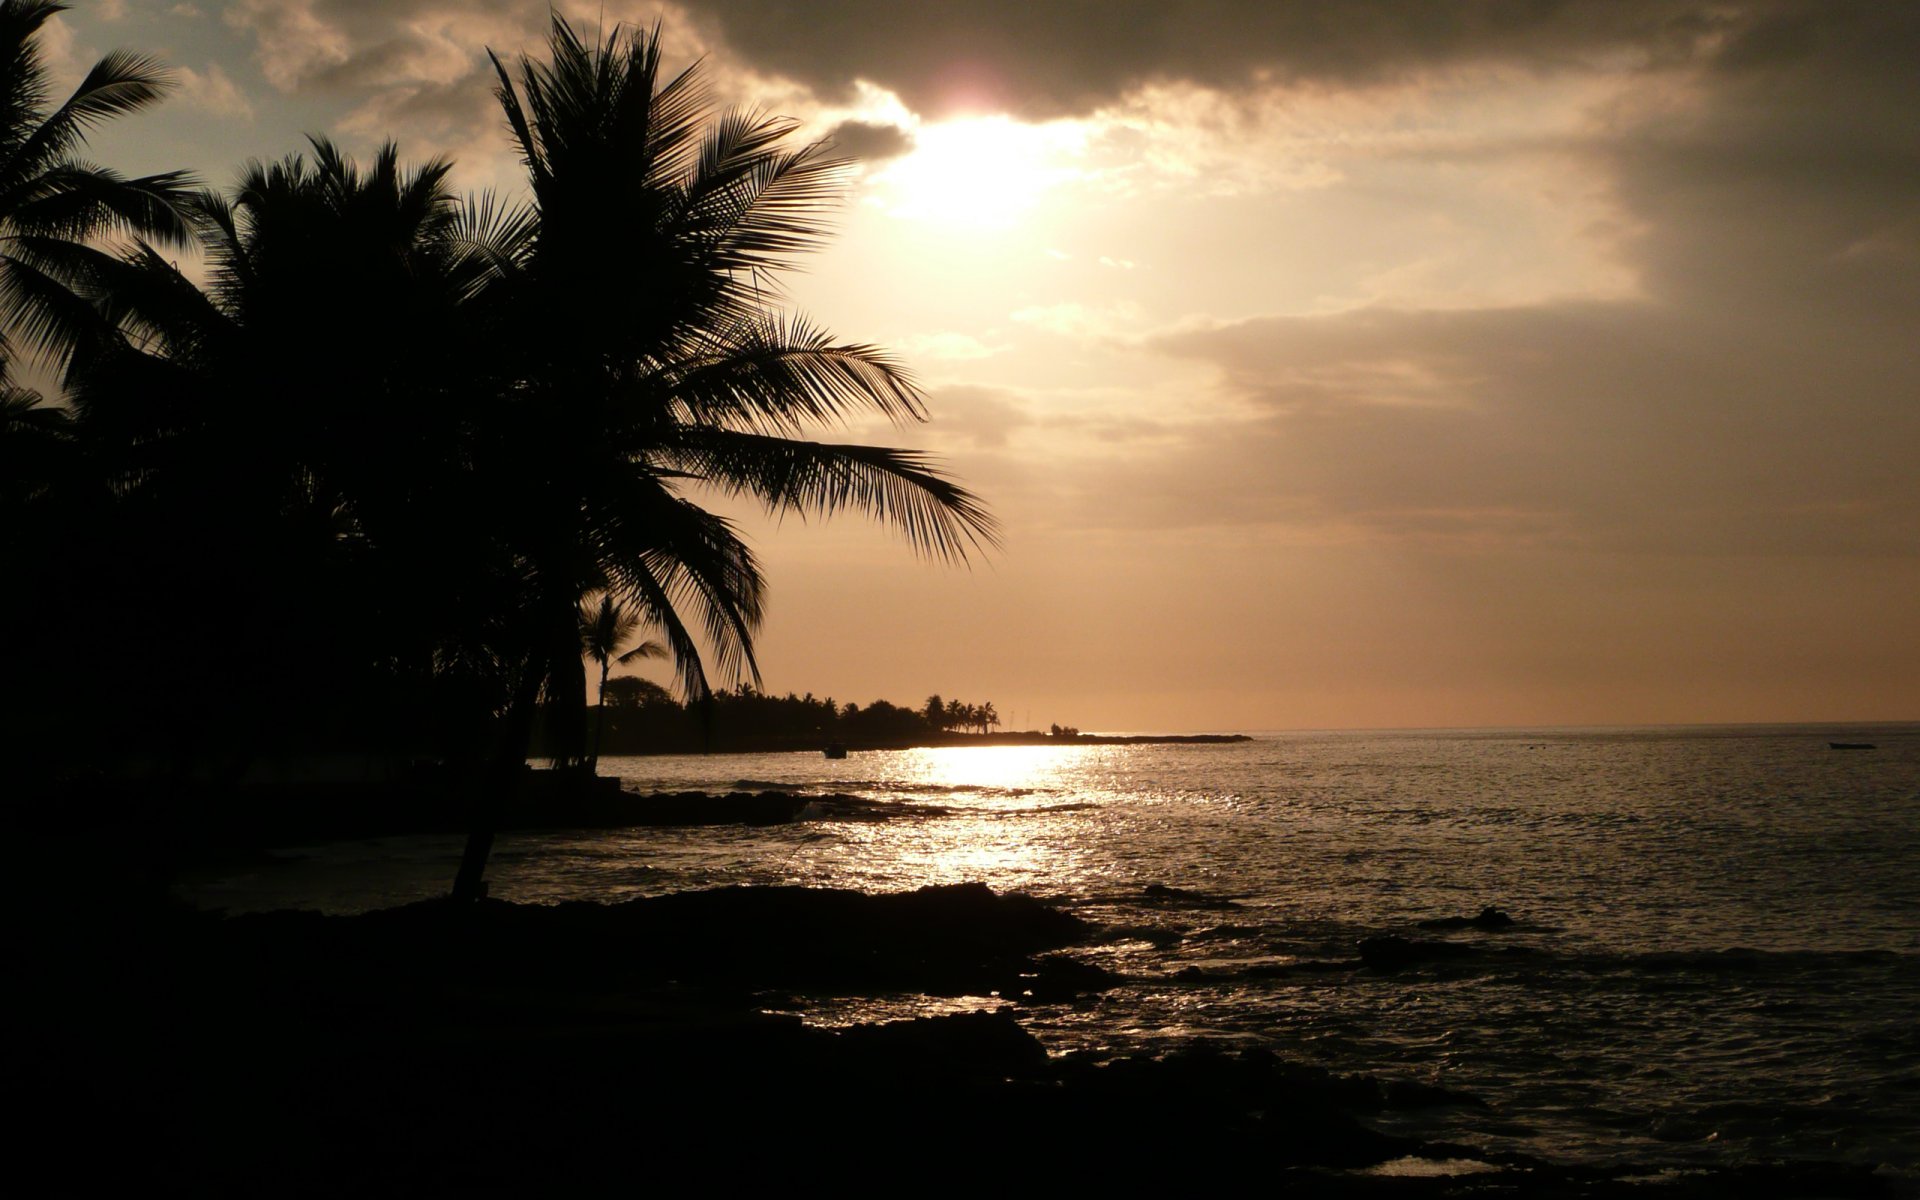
left=823, top=742, right=848, bottom=759
left=1828, top=742, right=1876, bottom=750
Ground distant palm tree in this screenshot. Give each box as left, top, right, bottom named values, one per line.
left=0, top=0, right=193, bottom=372
left=578, top=590, right=664, bottom=770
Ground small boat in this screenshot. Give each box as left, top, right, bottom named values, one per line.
left=823, top=742, right=847, bottom=759
left=1828, top=742, right=1876, bottom=750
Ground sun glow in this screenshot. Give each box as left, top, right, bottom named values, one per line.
left=896, top=743, right=1078, bottom=794
left=870, top=116, right=1083, bottom=229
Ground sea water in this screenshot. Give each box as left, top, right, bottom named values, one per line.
left=181, top=723, right=1920, bottom=1175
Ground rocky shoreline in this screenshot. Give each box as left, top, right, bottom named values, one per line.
left=20, top=880, right=1893, bottom=1195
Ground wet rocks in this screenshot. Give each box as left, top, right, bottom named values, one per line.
left=836, top=1010, right=1048, bottom=1077
left=622, top=789, right=810, bottom=825
left=1417, top=905, right=1517, bottom=931
left=216, top=880, right=1095, bottom=998
left=1141, top=883, right=1241, bottom=909
left=1047, top=1046, right=1425, bottom=1169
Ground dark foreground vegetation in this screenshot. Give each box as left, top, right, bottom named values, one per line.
left=0, top=6, right=992, bottom=900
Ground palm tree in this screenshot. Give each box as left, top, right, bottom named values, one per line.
left=578, top=590, right=664, bottom=770
left=0, top=0, right=193, bottom=373
left=65, top=138, right=528, bottom=778
left=430, top=16, right=996, bottom=899
left=480, top=16, right=994, bottom=713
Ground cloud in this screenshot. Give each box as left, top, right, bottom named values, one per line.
left=922, top=384, right=1031, bottom=449
left=680, top=0, right=1742, bottom=119
left=823, top=119, right=912, bottom=162
left=1009, top=301, right=1144, bottom=340
left=1599, top=4, right=1920, bottom=323
left=223, top=0, right=542, bottom=94
left=896, top=331, right=1001, bottom=362
left=174, top=64, right=253, bottom=118
left=1143, top=291, right=1918, bottom=555
left=1048, top=1, right=1920, bottom=560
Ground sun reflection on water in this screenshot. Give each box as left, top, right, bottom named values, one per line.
left=785, top=743, right=1110, bottom=894
left=891, top=743, right=1080, bottom=796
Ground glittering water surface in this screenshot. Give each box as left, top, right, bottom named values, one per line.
left=184, top=724, right=1920, bottom=1172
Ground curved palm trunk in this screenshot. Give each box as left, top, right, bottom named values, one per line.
left=588, top=658, right=611, bottom=772
left=450, top=658, right=544, bottom=903
left=450, top=593, right=590, bottom=901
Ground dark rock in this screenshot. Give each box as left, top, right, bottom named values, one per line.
left=1417, top=905, right=1517, bottom=931
left=211, top=881, right=1095, bottom=999
left=623, top=789, right=809, bottom=826
left=1142, top=883, right=1240, bottom=909
left=1047, top=1047, right=1423, bottom=1169
left=836, top=1010, right=1048, bottom=1077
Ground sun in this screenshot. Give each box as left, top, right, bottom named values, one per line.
left=870, top=116, right=1081, bottom=230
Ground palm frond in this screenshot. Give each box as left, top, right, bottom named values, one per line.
left=615, top=639, right=665, bottom=665
left=673, top=118, right=846, bottom=273
left=595, top=481, right=765, bottom=697
left=4, top=47, right=173, bottom=184
left=0, top=242, right=109, bottom=366
left=657, top=313, right=926, bottom=435
left=448, top=190, right=535, bottom=303
left=664, top=428, right=999, bottom=564
left=2, top=162, right=196, bottom=244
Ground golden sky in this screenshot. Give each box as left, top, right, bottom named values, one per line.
left=57, top=1, right=1919, bottom=730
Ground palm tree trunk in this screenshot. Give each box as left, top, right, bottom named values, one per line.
left=587, top=660, right=610, bottom=772
left=450, top=660, right=544, bottom=903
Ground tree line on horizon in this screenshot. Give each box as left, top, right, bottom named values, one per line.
left=567, top=683, right=1011, bottom=758
left=0, top=3, right=995, bottom=899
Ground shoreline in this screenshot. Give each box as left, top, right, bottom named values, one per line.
left=596, top=729, right=1255, bottom=756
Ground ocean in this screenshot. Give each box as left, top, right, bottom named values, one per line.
left=180, top=723, right=1920, bottom=1178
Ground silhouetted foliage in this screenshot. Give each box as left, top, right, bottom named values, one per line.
left=0, top=0, right=194, bottom=372
left=546, top=683, right=1015, bottom=755
left=602, top=676, right=675, bottom=710
left=0, top=14, right=995, bottom=903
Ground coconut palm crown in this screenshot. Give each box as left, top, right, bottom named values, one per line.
left=0, top=0, right=194, bottom=371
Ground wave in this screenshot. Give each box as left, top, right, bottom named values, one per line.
left=796, top=794, right=1100, bottom=823
left=1145, top=941, right=1920, bottom=987
left=809, top=778, right=1045, bottom=798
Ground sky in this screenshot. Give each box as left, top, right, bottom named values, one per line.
left=49, top=0, right=1919, bottom=732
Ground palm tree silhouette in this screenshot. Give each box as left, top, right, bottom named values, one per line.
left=578, top=591, right=665, bottom=770
left=478, top=16, right=995, bottom=719
left=64, top=137, right=529, bottom=783
left=428, top=15, right=997, bottom=900
left=0, top=0, right=193, bottom=373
